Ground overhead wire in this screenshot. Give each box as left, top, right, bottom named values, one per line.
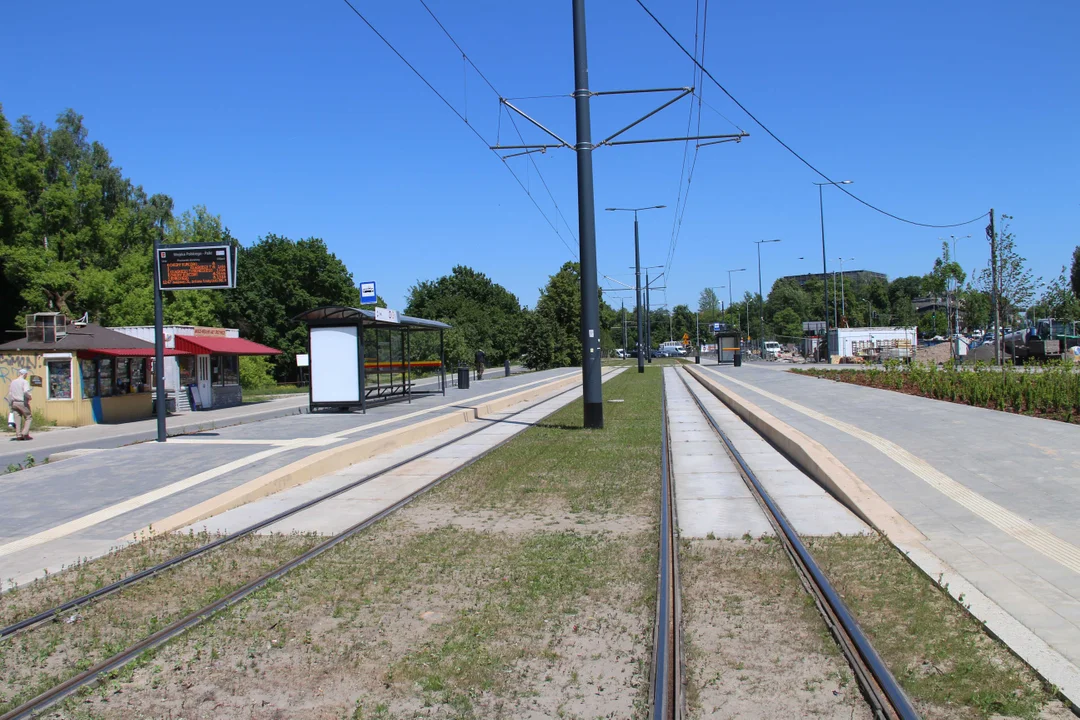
left=633, top=0, right=988, bottom=229
left=417, top=0, right=579, bottom=250
left=663, top=0, right=702, bottom=281
left=338, top=0, right=578, bottom=258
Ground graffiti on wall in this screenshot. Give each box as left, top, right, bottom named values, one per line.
left=0, top=354, right=44, bottom=385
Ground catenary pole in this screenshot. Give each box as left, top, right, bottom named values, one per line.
left=571, top=0, right=603, bottom=428
left=152, top=224, right=167, bottom=443
left=645, top=269, right=652, bottom=364
left=635, top=215, right=644, bottom=373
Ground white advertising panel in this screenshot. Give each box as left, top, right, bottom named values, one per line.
left=310, top=326, right=360, bottom=403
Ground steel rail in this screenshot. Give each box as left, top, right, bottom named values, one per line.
left=2, top=373, right=606, bottom=641
left=677, top=369, right=918, bottom=720
left=0, top=377, right=602, bottom=720
left=649, top=379, right=683, bottom=719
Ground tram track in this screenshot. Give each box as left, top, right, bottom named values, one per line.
left=0, top=376, right=608, bottom=720
left=673, top=367, right=918, bottom=720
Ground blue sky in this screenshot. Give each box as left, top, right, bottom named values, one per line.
left=3, top=1, right=1077, bottom=313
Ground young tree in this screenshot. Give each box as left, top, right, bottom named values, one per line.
left=698, top=287, right=720, bottom=322
left=977, top=215, right=1039, bottom=326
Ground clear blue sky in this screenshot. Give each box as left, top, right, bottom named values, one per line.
left=3, top=1, right=1077, bottom=314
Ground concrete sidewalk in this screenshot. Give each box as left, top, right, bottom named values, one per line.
left=1, top=394, right=308, bottom=470
left=0, top=368, right=575, bottom=588
left=697, top=358, right=1080, bottom=679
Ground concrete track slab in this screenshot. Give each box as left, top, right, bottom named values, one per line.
left=664, top=368, right=869, bottom=539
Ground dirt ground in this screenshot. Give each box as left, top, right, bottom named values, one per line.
left=681, top=537, right=871, bottom=719
left=47, top=507, right=655, bottom=720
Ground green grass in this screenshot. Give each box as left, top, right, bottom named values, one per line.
left=793, top=360, right=1080, bottom=423
left=807, top=535, right=1056, bottom=719
left=432, top=367, right=662, bottom=514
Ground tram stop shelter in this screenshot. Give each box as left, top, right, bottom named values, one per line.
left=292, top=306, right=451, bottom=413
left=715, top=329, right=742, bottom=364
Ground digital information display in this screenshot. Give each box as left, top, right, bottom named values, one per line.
left=157, top=245, right=236, bottom=290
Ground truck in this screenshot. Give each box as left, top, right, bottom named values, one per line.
left=1003, top=319, right=1071, bottom=364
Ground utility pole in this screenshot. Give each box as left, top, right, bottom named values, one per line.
left=645, top=269, right=652, bottom=363
left=635, top=216, right=643, bottom=374
left=152, top=222, right=167, bottom=443
left=621, top=299, right=627, bottom=352
left=571, top=0, right=602, bottom=428
left=988, top=208, right=1001, bottom=371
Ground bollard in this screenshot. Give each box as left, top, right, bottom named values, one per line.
left=733, top=351, right=742, bottom=367
left=504, top=359, right=511, bottom=377
left=694, top=353, right=700, bottom=364
left=458, top=364, right=470, bottom=389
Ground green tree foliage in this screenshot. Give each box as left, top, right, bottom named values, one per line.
left=772, top=308, right=803, bottom=340
left=519, top=261, right=616, bottom=369
left=222, top=234, right=359, bottom=381
left=239, top=355, right=276, bottom=391
left=1071, top=246, right=1080, bottom=300
left=405, top=265, right=523, bottom=364
left=0, top=107, right=172, bottom=331
left=978, top=215, right=1039, bottom=326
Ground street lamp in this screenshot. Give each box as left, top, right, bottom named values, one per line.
left=606, top=205, right=666, bottom=374
left=755, top=239, right=781, bottom=357
left=726, top=268, right=746, bottom=336
left=837, top=256, right=854, bottom=322
left=949, top=234, right=971, bottom=363
left=814, top=180, right=853, bottom=360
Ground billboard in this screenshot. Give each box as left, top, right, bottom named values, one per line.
left=157, top=245, right=236, bottom=290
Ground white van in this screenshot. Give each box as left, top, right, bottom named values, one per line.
left=659, top=341, right=687, bottom=357
left=763, top=341, right=782, bottom=360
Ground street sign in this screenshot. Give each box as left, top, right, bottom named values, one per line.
left=360, top=281, right=377, bottom=305
left=712, top=322, right=721, bottom=332
left=157, top=245, right=236, bottom=290
left=374, top=307, right=400, bottom=324
left=296, top=353, right=310, bottom=367
left=682, top=333, right=690, bottom=346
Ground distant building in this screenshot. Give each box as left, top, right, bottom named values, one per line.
left=780, top=270, right=888, bottom=286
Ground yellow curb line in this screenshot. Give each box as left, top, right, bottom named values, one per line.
left=683, top=364, right=925, bottom=543
left=135, top=372, right=585, bottom=537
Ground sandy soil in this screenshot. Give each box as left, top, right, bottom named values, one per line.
left=50, top=508, right=655, bottom=719
left=681, top=537, right=872, bottom=720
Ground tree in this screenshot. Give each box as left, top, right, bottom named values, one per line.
left=977, top=215, right=1039, bottom=326
left=698, top=288, right=720, bottom=324
left=520, top=308, right=563, bottom=370
left=772, top=307, right=802, bottom=341
left=1071, top=246, right=1080, bottom=300
left=406, top=265, right=522, bottom=364
left=223, top=234, right=360, bottom=381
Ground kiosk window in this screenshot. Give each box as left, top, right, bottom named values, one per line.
left=131, top=358, right=146, bottom=390
left=115, top=358, right=131, bottom=394
left=221, top=356, right=239, bottom=385
left=98, top=358, right=114, bottom=397
left=81, top=360, right=98, bottom=398
left=177, top=355, right=196, bottom=387
left=211, top=356, right=221, bottom=385
left=47, top=360, right=72, bottom=400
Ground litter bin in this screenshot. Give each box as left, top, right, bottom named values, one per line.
left=458, top=364, right=470, bottom=389
left=694, top=353, right=700, bottom=364
left=504, top=359, right=511, bottom=377
left=733, top=351, right=742, bottom=367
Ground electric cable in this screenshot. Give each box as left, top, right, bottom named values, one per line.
left=417, top=0, right=579, bottom=248
left=339, top=0, right=579, bottom=258
left=634, top=0, right=989, bottom=229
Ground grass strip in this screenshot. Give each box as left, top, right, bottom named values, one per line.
left=807, top=535, right=1060, bottom=719
left=792, top=361, right=1080, bottom=423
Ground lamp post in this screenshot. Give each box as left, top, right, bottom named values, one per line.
left=726, top=268, right=746, bottom=338
left=949, top=234, right=970, bottom=363
left=755, top=239, right=781, bottom=357
left=838, top=256, right=854, bottom=322
left=814, top=180, right=853, bottom=361
left=605, top=205, right=666, bottom=374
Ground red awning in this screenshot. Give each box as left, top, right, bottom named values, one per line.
left=174, top=335, right=282, bottom=356
left=82, top=348, right=187, bottom=357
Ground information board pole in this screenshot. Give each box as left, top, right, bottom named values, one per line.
left=152, top=228, right=167, bottom=442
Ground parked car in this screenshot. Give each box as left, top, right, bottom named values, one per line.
left=763, top=341, right=782, bottom=360
left=614, top=348, right=626, bottom=359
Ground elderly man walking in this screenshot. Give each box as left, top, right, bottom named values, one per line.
left=6, top=367, right=33, bottom=441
